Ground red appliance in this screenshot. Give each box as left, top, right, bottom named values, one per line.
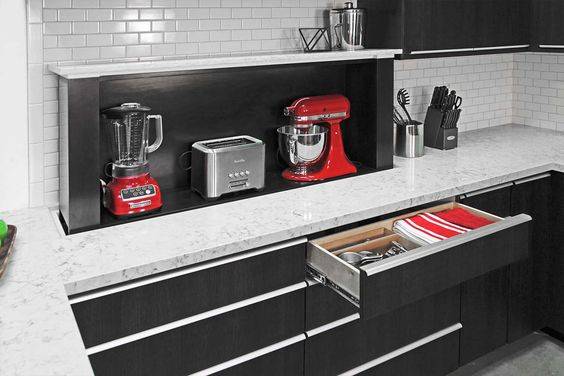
left=282, top=94, right=357, bottom=181
left=102, top=103, right=164, bottom=217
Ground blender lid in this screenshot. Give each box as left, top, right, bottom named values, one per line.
left=103, top=103, right=152, bottom=117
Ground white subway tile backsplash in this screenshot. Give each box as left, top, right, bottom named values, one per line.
left=513, top=52, right=564, bottom=131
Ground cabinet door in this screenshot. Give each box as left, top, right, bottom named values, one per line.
left=459, top=185, right=511, bottom=364
left=305, top=287, right=460, bottom=376
left=473, top=0, right=530, bottom=48
left=460, top=268, right=509, bottom=364
left=510, top=175, right=552, bottom=341
left=550, top=173, right=564, bottom=334
left=404, top=0, right=478, bottom=52
left=403, top=0, right=529, bottom=53
left=534, top=0, right=564, bottom=46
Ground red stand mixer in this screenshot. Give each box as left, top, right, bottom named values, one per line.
left=277, top=94, right=357, bottom=181
left=102, top=103, right=164, bottom=217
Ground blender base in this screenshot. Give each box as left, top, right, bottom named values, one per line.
left=104, top=173, right=163, bottom=217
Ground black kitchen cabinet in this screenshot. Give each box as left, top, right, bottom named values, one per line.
left=88, top=291, right=304, bottom=376
left=305, top=287, right=460, bottom=376
left=532, top=0, right=564, bottom=48
left=72, top=241, right=305, bottom=348
left=549, top=173, right=564, bottom=335
left=216, top=342, right=304, bottom=376
left=459, top=268, right=510, bottom=364
left=458, top=186, right=512, bottom=364
left=358, top=0, right=530, bottom=55
left=357, top=332, right=460, bottom=376
left=510, top=175, right=552, bottom=340
left=305, top=281, right=357, bottom=331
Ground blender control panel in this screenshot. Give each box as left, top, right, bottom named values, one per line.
left=120, top=185, right=156, bottom=201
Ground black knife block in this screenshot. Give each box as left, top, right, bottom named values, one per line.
left=424, top=107, right=458, bottom=150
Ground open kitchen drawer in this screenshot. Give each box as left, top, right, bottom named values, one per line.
left=306, top=202, right=531, bottom=320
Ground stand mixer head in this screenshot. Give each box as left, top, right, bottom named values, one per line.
left=278, top=94, right=357, bottom=181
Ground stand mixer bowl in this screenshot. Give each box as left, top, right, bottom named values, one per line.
left=277, top=125, right=328, bottom=175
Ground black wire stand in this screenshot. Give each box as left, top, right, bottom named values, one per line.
left=299, top=27, right=332, bottom=53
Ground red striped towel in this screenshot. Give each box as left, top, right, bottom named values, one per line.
left=393, top=208, right=494, bottom=245
left=434, top=208, right=494, bottom=230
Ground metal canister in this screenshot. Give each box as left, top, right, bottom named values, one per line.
left=329, top=8, right=342, bottom=50
left=333, top=2, right=366, bottom=51
left=393, top=121, right=425, bottom=158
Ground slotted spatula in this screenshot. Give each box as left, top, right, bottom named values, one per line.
left=397, top=88, right=413, bottom=122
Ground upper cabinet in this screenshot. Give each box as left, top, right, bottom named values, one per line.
left=359, top=0, right=531, bottom=56
left=532, top=0, right=564, bottom=49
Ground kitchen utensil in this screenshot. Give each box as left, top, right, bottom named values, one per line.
left=454, top=96, right=463, bottom=109
left=442, top=90, right=459, bottom=111
left=102, top=103, right=163, bottom=217
left=332, top=2, right=366, bottom=51
left=397, top=88, right=413, bottom=122
left=391, top=240, right=408, bottom=253
left=393, top=107, right=407, bottom=126
left=394, top=121, right=425, bottom=158
left=281, top=94, right=357, bottom=181
left=338, top=251, right=384, bottom=267
left=191, top=135, right=265, bottom=200
left=431, top=86, right=449, bottom=109
left=0, top=225, right=16, bottom=278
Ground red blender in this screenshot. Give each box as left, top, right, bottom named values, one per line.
left=277, top=94, right=357, bottom=181
left=102, top=103, right=163, bottom=217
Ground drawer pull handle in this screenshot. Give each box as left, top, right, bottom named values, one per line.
left=338, top=323, right=463, bottom=376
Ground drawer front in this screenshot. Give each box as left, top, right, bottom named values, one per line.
left=72, top=239, right=305, bottom=348
left=307, top=202, right=531, bottom=320
left=460, top=267, right=509, bottom=365
left=215, top=341, right=304, bottom=376
left=305, top=287, right=460, bottom=376
left=361, top=218, right=529, bottom=318
left=306, top=280, right=357, bottom=331
left=354, top=331, right=460, bottom=376
left=88, top=289, right=305, bottom=376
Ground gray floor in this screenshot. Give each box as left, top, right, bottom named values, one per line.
left=449, top=332, right=564, bottom=376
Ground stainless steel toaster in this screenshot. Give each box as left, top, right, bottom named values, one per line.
left=191, top=135, right=265, bottom=199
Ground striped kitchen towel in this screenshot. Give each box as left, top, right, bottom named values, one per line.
left=393, top=208, right=493, bottom=245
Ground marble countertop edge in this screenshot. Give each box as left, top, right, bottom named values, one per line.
left=48, top=49, right=402, bottom=79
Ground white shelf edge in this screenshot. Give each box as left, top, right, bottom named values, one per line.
left=48, top=49, right=403, bottom=79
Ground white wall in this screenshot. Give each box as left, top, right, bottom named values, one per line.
left=0, top=0, right=29, bottom=211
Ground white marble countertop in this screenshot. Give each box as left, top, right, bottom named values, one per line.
left=0, top=209, right=93, bottom=376
left=48, top=49, right=402, bottom=79
left=1, top=124, right=563, bottom=375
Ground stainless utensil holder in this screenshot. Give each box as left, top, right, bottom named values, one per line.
left=423, top=107, right=459, bottom=150
left=394, top=121, right=425, bottom=158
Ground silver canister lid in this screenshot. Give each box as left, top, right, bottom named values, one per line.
left=342, top=2, right=364, bottom=13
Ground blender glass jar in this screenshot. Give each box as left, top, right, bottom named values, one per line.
left=103, top=103, right=163, bottom=171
